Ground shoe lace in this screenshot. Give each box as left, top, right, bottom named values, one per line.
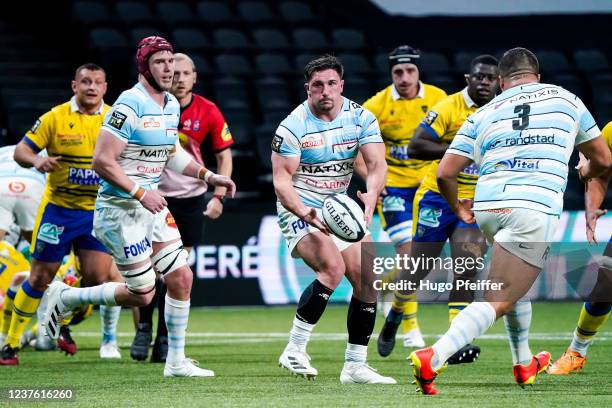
left=558, top=352, right=579, bottom=368
left=363, top=363, right=378, bottom=373
left=134, top=329, right=152, bottom=343
left=185, top=358, right=200, bottom=367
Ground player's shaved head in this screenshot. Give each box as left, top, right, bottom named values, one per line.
left=74, top=63, right=105, bottom=79
left=499, top=47, right=539, bottom=79
left=173, top=53, right=196, bottom=72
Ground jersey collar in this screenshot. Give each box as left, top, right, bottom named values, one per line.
left=70, top=96, right=104, bottom=114
left=135, top=82, right=172, bottom=107
left=391, top=81, right=425, bottom=100
left=461, top=87, right=477, bottom=108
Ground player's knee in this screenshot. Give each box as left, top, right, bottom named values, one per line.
left=151, top=241, right=189, bottom=276
left=317, top=258, right=345, bottom=288
left=28, top=270, right=54, bottom=291
left=120, top=261, right=157, bottom=301
left=495, top=302, right=515, bottom=317
left=131, top=288, right=156, bottom=307
left=165, top=266, right=193, bottom=292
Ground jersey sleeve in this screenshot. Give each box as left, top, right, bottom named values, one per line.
left=101, top=97, right=138, bottom=142
left=418, top=99, right=453, bottom=140
left=447, top=115, right=477, bottom=160
left=574, top=98, right=601, bottom=145
left=23, top=110, right=54, bottom=152
left=272, top=116, right=302, bottom=157
left=208, top=105, right=234, bottom=152
left=358, top=107, right=383, bottom=145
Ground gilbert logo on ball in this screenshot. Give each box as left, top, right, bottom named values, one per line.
left=322, top=194, right=366, bottom=242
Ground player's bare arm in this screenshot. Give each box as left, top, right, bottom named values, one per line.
left=352, top=150, right=368, bottom=180
left=271, top=152, right=328, bottom=233
left=14, top=140, right=61, bottom=173
left=93, top=129, right=167, bottom=214
left=358, top=142, right=387, bottom=226
left=407, top=127, right=449, bottom=160
left=581, top=154, right=611, bottom=244
left=577, top=135, right=612, bottom=181
left=204, top=148, right=233, bottom=219
left=437, top=152, right=475, bottom=224
left=167, top=141, right=236, bottom=198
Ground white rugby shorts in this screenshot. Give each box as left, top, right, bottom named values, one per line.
left=0, top=176, right=45, bottom=232
left=277, top=202, right=369, bottom=258
left=93, top=205, right=181, bottom=265
left=474, top=208, right=559, bottom=268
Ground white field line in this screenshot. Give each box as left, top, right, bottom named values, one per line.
left=76, top=331, right=612, bottom=343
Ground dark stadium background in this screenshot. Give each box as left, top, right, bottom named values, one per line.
left=0, top=1, right=610, bottom=305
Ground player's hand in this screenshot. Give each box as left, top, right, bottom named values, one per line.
left=377, top=187, right=388, bottom=207
left=208, top=174, right=236, bottom=198
left=301, top=207, right=329, bottom=235
left=357, top=190, right=377, bottom=227
left=203, top=197, right=223, bottom=219
left=34, top=155, right=62, bottom=173
left=585, top=208, right=606, bottom=244
left=456, top=199, right=476, bottom=224
left=576, top=152, right=590, bottom=182
left=139, top=189, right=167, bottom=214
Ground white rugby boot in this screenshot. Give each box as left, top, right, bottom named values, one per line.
left=100, top=341, right=122, bottom=359
left=403, top=327, right=426, bottom=348
left=42, top=281, right=71, bottom=340
left=164, top=358, right=215, bottom=377
left=278, top=344, right=318, bottom=379
left=340, top=362, right=397, bottom=384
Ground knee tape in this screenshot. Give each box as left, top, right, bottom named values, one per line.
left=121, top=262, right=156, bottom=294
left=151, top=241, right=188, bottom=275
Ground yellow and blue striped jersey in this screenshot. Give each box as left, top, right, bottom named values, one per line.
left=363, top=82, right=447, bottom=188
left=419, top=88, right=480, bottom=199
left=23, top=97, right=109, bottom=210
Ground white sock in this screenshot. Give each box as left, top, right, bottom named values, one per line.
left=432, top=302, right=497, bottom=370
left=569, top=331, right=592, bottom=356
left=165, top=295, right=190, bottom=366
left=503, top=301, right=532, bottom=365
left=100, top=305, right=121, bottom=344
left=60, top=282, right=121, bottom=308
left=345, top=343, right=367, bottom=364
left=288, top=317, right=315, bottom=352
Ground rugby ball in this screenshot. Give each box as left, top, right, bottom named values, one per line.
left=321, top=194, right=366, bottom=243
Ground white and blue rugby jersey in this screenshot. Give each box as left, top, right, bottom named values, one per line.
left=273, top=98, right=383, bottom=208
left=98, top=82, right=180, bottom=206
left=448, top=82, right=600, bottom=215
left=0, top=145, right=46, bottom=185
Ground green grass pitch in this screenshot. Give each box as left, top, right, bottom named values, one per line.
left=0, top=303, right=610, bottom=407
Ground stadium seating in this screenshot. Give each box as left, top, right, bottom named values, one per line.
left=172, top=28, right=210, bottom=53
left=252, top=29, right=292, bottom=52
left=156, top=2, right=196, bottom=27
left=237, top=2, right=278, bottom=25
left=115, top=2, right=155, bottom=27
left=195, top=2, right=238, bottom=26
left=255, top=53, right=294, bottom=76
left=1, top=0, right=610, bottom=206
left=573, top=49, right=610, bottom=73
left=279, top=1, right=318, bottom=25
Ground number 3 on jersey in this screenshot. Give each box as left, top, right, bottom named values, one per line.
left=512, top=104, right=530, bottom=130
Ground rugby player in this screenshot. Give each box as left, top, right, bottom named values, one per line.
left=273, top=54, right=395, bottom=383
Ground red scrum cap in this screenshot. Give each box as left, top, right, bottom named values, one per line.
left=136, top=36, right=174, bottom=90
